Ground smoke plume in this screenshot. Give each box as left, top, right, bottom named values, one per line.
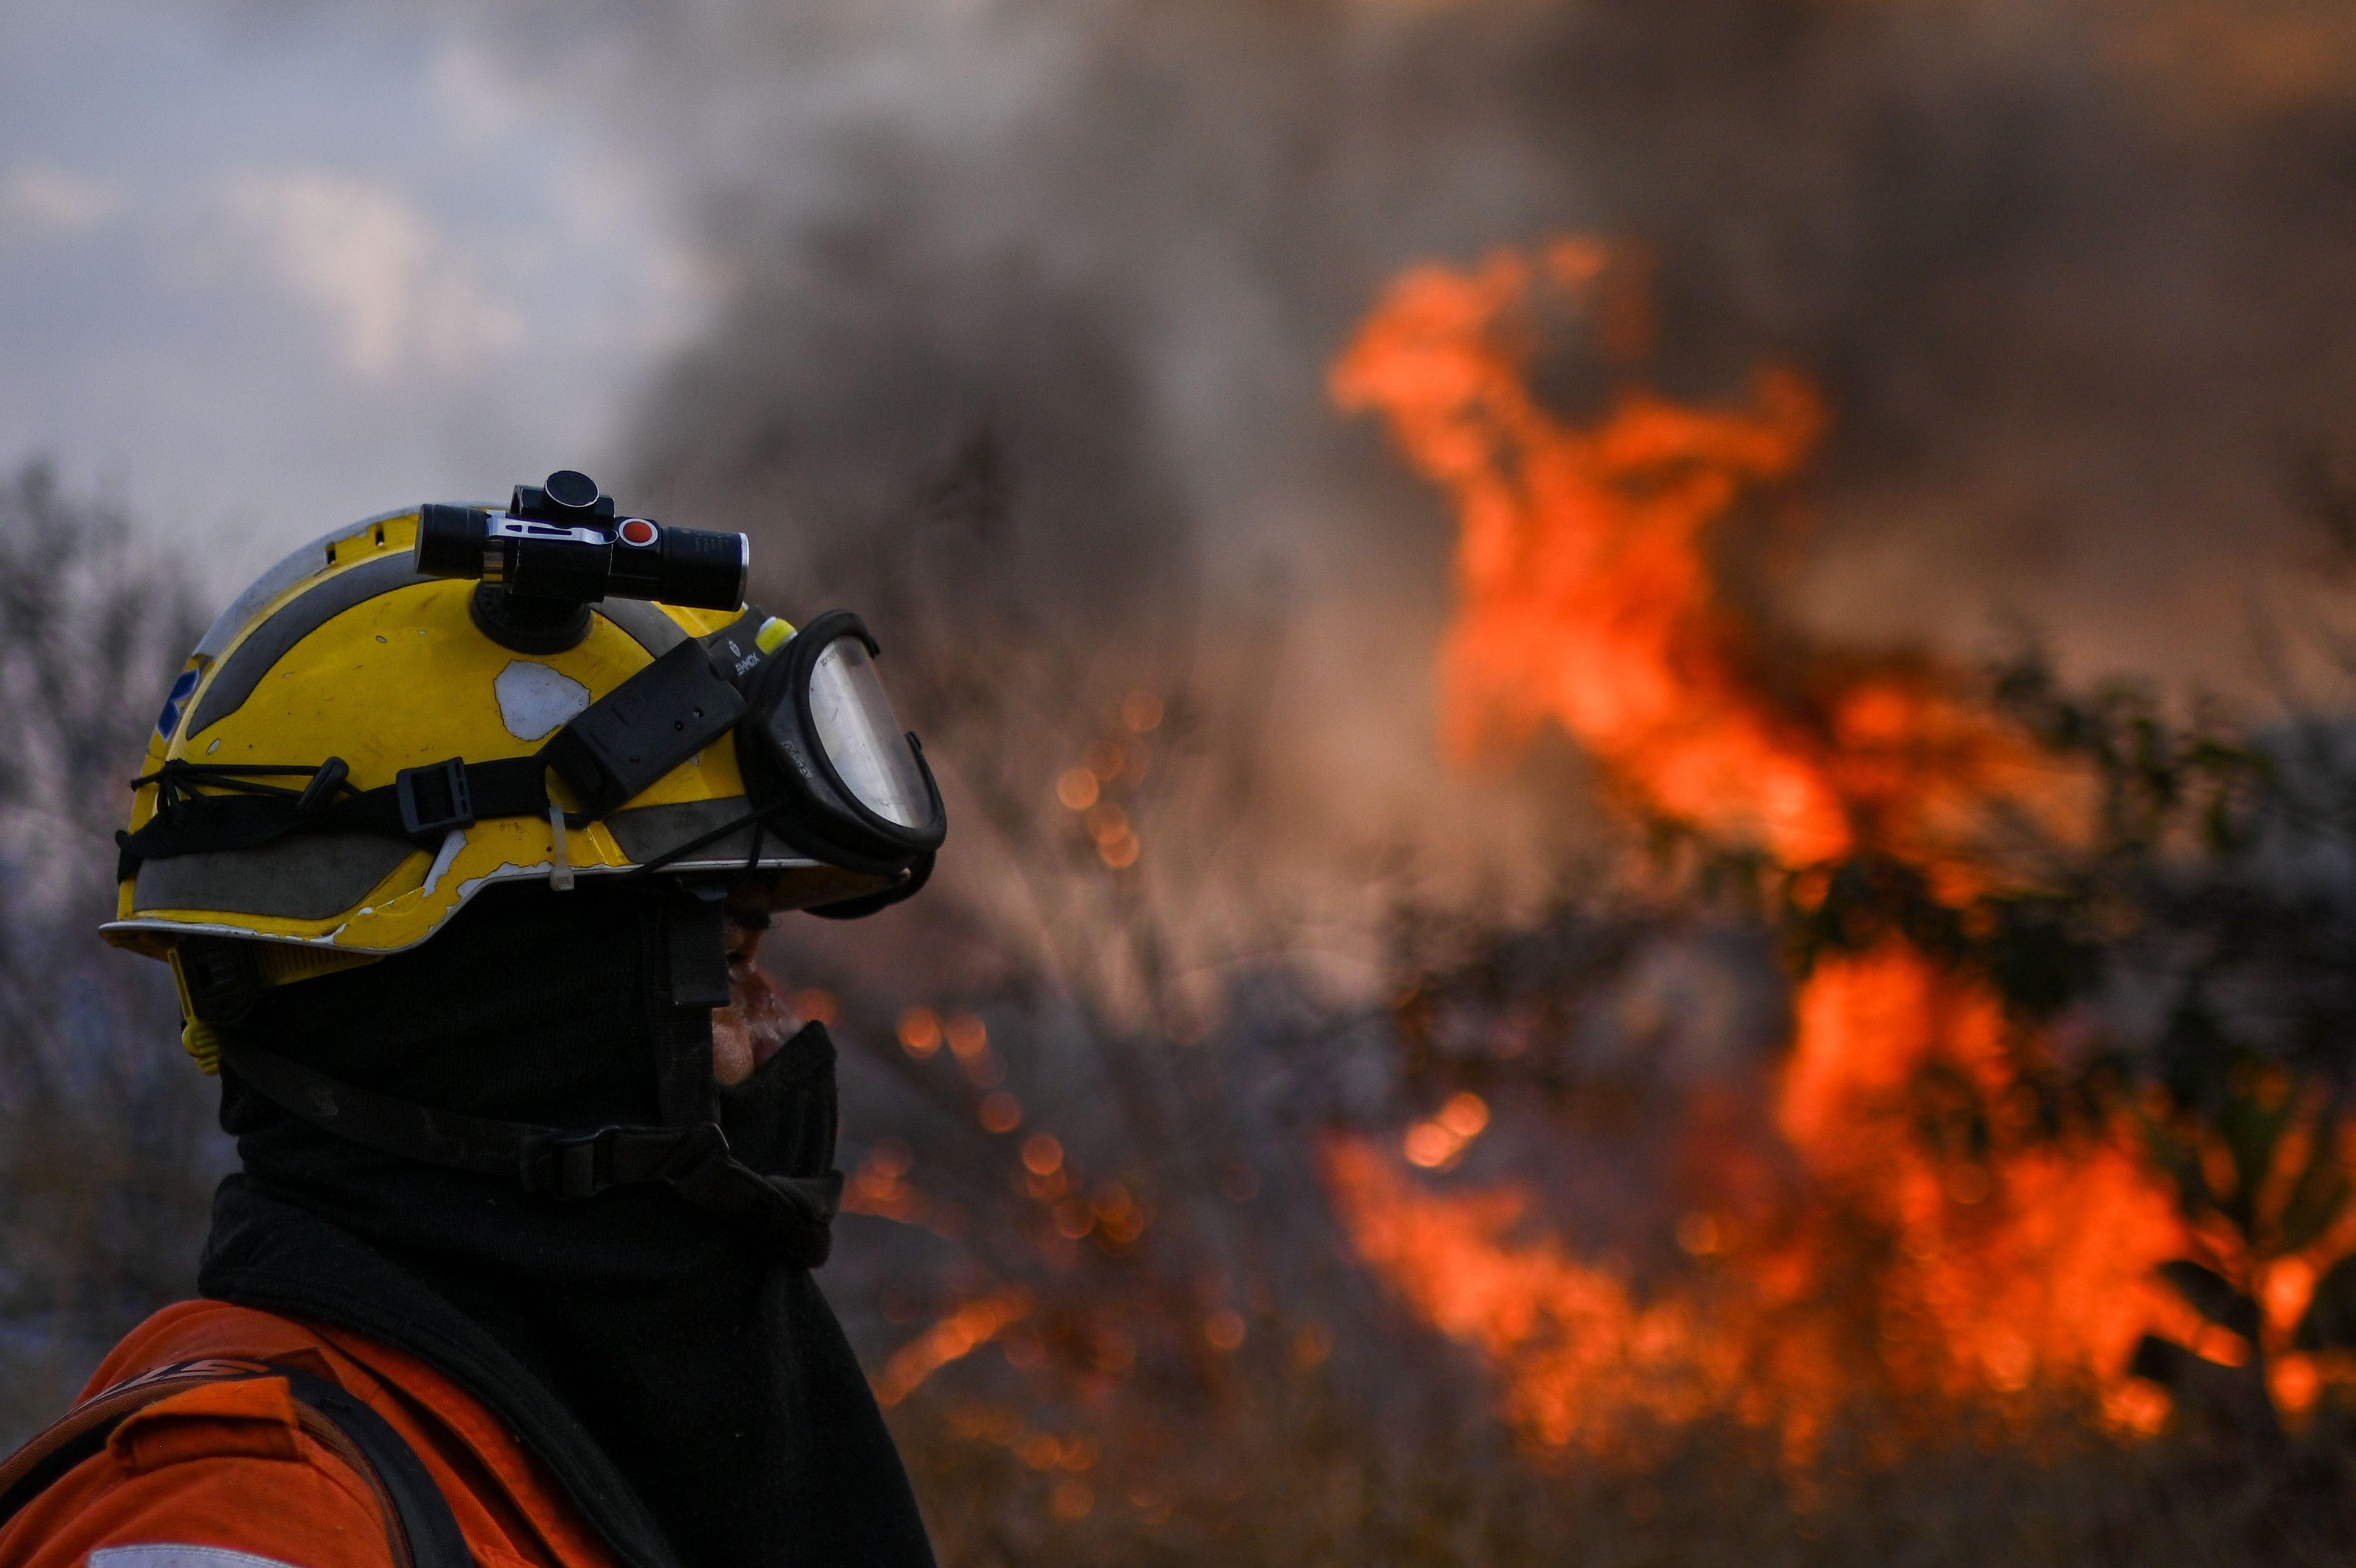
left=401, top=0, right=2356, bottom=914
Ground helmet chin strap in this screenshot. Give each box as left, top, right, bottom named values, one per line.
left=206, top=887, right=841, bottom=1268
left=652, top=883, right=730, bottom=1122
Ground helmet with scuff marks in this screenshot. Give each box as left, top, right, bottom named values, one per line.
left=106, top=507, right=887, bottom=975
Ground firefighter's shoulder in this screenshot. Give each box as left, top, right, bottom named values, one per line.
left=0, top=1353, right=393, bottom=1568
left=0, top=1300, right=602, bottom=1568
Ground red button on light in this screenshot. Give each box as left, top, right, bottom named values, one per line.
left=618, top=518, right=659, bottom=547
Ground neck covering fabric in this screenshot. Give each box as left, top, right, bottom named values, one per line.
left=193, top=881, right=936, bottom=1568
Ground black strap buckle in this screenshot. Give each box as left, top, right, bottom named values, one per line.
left=520, top=1125, right=622, bottom=1200
left=296, top=756, right=351, bottom=816
left=394, top=758, right=474, bottom=837
left=650, top=1121, right=734, bottom=1197
left=176, top=937, right=263, bottom=1027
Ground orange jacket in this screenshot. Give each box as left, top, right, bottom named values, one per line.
left=0, top=1300, right=622, bottom=1568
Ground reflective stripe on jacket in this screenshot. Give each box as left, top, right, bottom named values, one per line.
left=0, top=1301, right=623, bottom=1568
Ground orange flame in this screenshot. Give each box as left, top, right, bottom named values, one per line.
left=875, top=1289, right=1035, bottom=1409
left=1330, top=238, right=2201, bottom=1451
left=1333, top=239, right=2041, bottom=872
left=1324, top=1137, right=1740, bottom=1451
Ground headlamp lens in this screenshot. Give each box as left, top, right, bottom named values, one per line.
left=805, top=636, right=931, bottom=830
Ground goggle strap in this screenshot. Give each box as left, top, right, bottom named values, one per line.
left=621, top=799, right=774, bottom=880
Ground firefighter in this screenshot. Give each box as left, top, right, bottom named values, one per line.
left=0, top=474, right=945, bottom=1568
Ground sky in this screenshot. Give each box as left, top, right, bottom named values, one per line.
left=0, top=1, right=704, bottom=599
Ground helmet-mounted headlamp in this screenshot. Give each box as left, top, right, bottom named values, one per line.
left=416, top=468, right=750, bottom=653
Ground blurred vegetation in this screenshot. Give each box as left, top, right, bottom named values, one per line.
left=0, top=463, right=216, bottom=1444
left=893, top=1389, right=2356, bottom=1567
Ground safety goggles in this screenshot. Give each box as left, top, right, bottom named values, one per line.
left=737, top=610, right=945, bottom=869
left=596, top=606, right=946, bottom=911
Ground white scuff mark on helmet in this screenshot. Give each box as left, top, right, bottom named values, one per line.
left=423, top=827, right=467, bottom=890
left=495, top=660, right=591, bottom=741
left=454, top=858, right=561, bottom=905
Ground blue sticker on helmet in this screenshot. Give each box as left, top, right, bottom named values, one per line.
left=155, top=668, right=199, bottom=740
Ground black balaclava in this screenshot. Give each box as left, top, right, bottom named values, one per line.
left=194, top=879, right=935, bottom=1568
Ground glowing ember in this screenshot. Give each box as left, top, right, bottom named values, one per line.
left=899, top=1007, right=944, bottom=1057
left=1404, top=1091, right=1491, bottom=1169
left=845, top=1139, right=930, bottom=1226
left=1121, top=691, right=1165, bottom=732
left=947, top=1013, right=990, bottom=1059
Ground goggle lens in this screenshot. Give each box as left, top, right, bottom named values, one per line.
left=804, top=636, right=932, bottom=830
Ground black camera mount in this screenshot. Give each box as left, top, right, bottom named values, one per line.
left=415, top=471, right=750, bottom=653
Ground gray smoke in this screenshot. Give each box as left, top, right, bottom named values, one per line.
left=422, top=0, right=2356, bottom=891
left=444, top=0, right=2356, bottom=672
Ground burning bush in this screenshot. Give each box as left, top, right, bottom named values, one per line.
left=656, top=235, right=2356, bottom=1559
left=1326, top=238, right=2356, bottom=1459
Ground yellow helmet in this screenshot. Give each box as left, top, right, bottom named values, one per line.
left=109, top=473, right=945, bottom=1061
